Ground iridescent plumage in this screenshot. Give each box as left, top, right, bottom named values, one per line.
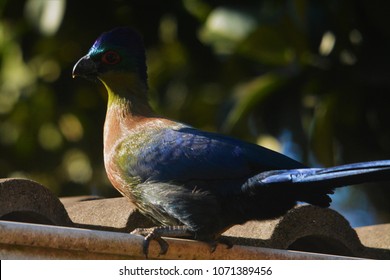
left=73, top=27, right=390, bottom=257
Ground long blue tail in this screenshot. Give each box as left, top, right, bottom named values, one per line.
left=242, top=160, right=390, bottom=206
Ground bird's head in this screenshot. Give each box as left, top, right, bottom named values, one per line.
left=73, top=27, right=148, bottom=95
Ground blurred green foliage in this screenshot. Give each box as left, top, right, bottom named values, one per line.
left=1, top=0, right=390, bottom=225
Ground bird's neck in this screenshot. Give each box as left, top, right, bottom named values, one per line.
left=100, top=72, right=157, bottom=154
left=99, top=72, right=154, bottom=117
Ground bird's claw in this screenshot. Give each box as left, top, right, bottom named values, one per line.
left=144, top=232, right=169, bottom=257
left=208, top=237, right=233, bottom=253
left=131, top=228, right=169, bottom=258
left=219, top=237, right=234, bottom=249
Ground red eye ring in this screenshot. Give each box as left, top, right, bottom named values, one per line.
left=102, top=51, right=121, bottom=65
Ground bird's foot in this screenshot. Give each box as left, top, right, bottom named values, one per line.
left=131, top=225, right=192, bottom=258
left=207, top=236, right=234, bottom=253
left=131, top=227, right=169, bottom=258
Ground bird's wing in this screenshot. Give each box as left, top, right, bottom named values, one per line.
left=127, top=126, right=304, bottom=189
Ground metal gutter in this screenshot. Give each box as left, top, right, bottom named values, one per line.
left=0, top=220, right=359, bottom=260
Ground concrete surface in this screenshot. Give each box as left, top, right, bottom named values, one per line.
left=61, top=196, right=155, bottom=232
left=0, top=178, right=72, bottom=226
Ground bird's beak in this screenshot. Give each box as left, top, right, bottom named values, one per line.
left=72, top=55, right=98, bottom=79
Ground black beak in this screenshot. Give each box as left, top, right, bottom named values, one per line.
left=72, top=55, right=98, bottom=79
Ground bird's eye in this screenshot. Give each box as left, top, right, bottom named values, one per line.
left=102, top=51, right=121, bottom=65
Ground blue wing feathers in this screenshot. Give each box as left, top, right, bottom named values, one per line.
left=132, top=127, right=303, bottom=186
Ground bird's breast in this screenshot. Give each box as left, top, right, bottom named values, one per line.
left=103, top=108, right=182, bottom=196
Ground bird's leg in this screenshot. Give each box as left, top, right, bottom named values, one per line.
left=131, top=225, right=192, bottom=258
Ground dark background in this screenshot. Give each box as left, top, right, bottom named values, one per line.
left=1, top=0, right=390, bottom=227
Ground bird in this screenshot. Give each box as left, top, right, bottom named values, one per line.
left=73, top=27, right=390, bottom=257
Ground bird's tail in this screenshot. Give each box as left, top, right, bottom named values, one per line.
left=242, top=160, right=390, bottom=207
